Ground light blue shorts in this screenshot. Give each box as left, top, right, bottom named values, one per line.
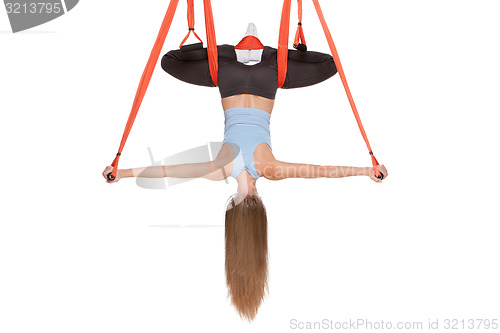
left=223, top=107, right=272, bottom=179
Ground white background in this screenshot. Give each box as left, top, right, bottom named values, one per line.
left=1, top=0, right=499, bottom=332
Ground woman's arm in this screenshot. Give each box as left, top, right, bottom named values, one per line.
left=103, top=144, right=235, bottom=183
left=102, top=160, right=232, bottom=183
left=261, top=160, right=387, bottom=183
left=282, top=49, right=338, bottom=89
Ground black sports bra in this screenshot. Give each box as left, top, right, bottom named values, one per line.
left=161, top=44, right=337, bottom=100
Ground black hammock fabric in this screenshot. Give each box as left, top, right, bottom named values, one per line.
left=161, top=44, right=338, bottom=100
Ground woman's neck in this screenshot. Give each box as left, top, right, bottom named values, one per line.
left=236, top=170, right=258, bottom=197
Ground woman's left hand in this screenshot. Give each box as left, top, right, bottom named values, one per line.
left=368, top=164, right=388, bottom=183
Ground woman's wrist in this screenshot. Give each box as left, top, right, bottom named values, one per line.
left=326, top=166, right=370, bottom=178
left=350, top=167, right=370, bottom=177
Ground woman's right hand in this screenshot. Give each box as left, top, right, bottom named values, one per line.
left=102, top=166, right=121, bottom=183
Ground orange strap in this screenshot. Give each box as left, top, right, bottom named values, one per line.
left=311, top=0, right=381, bottom=177
left=203, top=0, right=218, bottom=86
left=179, top=0, right=203, bottom=48
left=109, top=0, right=180, bottom=178
left=293, top=0, right=306, bottom=47
left=109, top=0, right=219, bottom=179
left=277, top=0, right=292, bottom=88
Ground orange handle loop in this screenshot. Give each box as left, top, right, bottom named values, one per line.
left=179, top=29, right=203, bottom=48
left=179, top=0, right=203, bottom=48
left=293, top=0, right=306, bottom=47
left=311, top=0, right=381, bottom=178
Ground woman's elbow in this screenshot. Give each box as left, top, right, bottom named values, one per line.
left=205, top=171, right=230, bottom=181
left=204, top=163, right=231, bottom=181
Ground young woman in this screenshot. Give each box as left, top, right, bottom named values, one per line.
left=102, top=24, right=388, bottom=320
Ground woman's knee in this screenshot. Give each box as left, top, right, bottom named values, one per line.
left=205, top=162, right=231, bottom=181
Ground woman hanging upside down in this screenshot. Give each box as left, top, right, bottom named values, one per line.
left=102, top=24, right=388, bottom=320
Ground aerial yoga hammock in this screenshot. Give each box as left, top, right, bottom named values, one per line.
left=103, top=0, right=387, bottom=321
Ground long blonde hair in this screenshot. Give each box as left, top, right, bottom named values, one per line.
left=225, top=194, right=268, bottom=320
